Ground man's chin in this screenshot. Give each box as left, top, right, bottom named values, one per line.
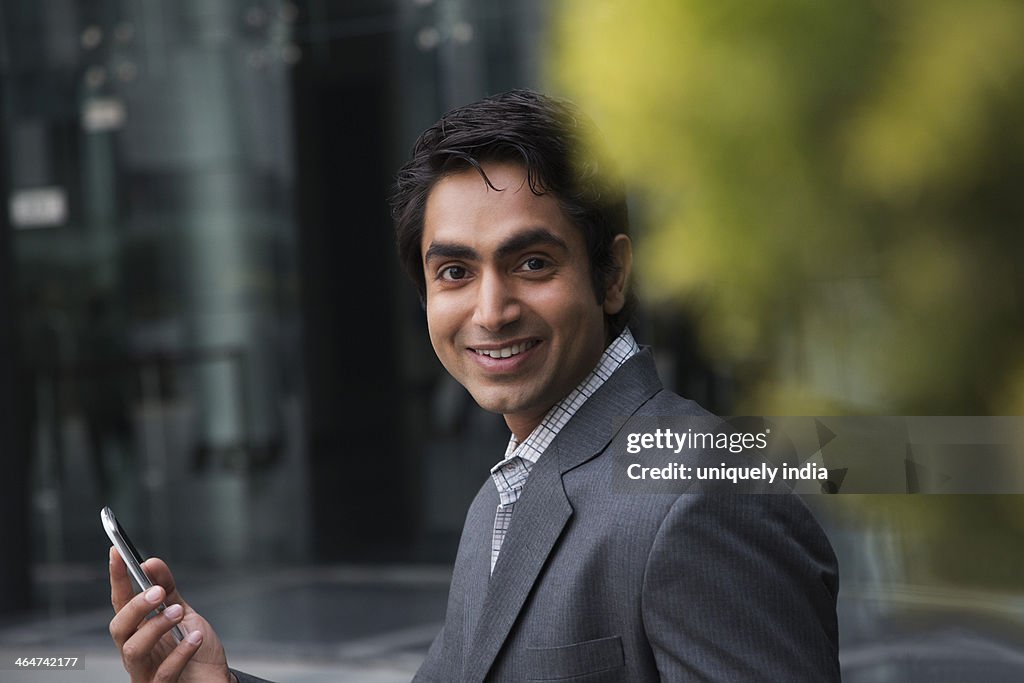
left=468, top=389, right=539, bottom=418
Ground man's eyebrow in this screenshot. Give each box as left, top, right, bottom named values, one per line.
left=424, top=242, right=479, bottom=263
left=495, top=228, right=568, bottom=259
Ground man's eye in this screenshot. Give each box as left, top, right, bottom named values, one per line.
left=440, top=265, right=467, bottom=281
left=521, top=258, right=547, bottom=271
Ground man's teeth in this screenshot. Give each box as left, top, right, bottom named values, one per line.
left=474, top=341, right=537, bottom=359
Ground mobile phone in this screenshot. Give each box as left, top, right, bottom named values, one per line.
left=101, top=506, right=186, bottom=642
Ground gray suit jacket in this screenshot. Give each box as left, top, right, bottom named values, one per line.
left=414, top=349, right=839, bottom=682
left=234, top=349, right=839, bottom=682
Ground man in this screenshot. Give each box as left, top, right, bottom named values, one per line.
left=109, top=90, right=840, bottom=682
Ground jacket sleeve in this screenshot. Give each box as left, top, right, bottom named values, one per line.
left=641, top=493, right=840, bottom=682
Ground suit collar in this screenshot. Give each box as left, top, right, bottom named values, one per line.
left=552, top=347, right=663, bottom=474
left=462, top=349, right=663, bottom=682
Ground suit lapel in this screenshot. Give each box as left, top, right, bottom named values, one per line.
left=462, top=350, right=663, bottom=682
left=553, top=348, right=664, bottom=475
left=459, top=484, right=499, bottom=659
left=463, top=449, right=572, bottom=682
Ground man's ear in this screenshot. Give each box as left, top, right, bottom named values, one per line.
left=603, top=234, right=633, bottom=316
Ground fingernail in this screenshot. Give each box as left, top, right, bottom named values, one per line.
left=164, top=603, right=183, bottom=620
left=144, top=586, right=163, bottom=603
left=186, top=630, right=203, bottom=645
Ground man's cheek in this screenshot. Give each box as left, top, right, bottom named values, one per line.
left=424, top=322, right=450, bottom=367
left=425, top=303, right=448, bottom=343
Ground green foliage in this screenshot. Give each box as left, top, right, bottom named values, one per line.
left=551, top=0, right=1024, bottom=414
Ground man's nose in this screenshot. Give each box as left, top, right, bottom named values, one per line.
left=473, top=272, right=520, bottom=331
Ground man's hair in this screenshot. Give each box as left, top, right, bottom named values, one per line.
left=390, top=89, right=635, bottom=340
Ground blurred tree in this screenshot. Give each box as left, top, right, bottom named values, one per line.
left=550, top=0, right=1024, bottom=590
left=551, top=0, right=1024, bottom=415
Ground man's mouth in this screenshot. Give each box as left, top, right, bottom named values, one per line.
left=471, top=340, right=540, bottom=359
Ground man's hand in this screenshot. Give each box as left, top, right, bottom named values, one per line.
left=109, top=547, right=234, bottom=682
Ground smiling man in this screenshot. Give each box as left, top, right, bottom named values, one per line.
left=386, top=90, right=840, bottom=682
left=108, top=90, right=840, bottom=682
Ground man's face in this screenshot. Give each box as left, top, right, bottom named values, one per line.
left=421, top=162, right=608, bottom=439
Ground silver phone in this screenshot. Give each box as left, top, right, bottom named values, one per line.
left=101, top=506, right=186, bottom=642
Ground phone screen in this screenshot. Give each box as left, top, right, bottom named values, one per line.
left=113, top=515, right=145, bottom=566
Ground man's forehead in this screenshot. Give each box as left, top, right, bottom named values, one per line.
left=424, top=163, right=574, bottom=238
left=426, top=161, right=532, bottom=204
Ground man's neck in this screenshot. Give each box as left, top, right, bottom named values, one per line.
left=504, top=412, right=546, bottom=443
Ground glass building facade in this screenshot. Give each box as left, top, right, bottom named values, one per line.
left=0, top=0, right=551, bottom=614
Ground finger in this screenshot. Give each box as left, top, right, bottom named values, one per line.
left=152, top=630, right=203, bottom=683
left=140, top=558, right=184, bottom=605
left=120, top=602, right=187, bottom=673
left=109, top=547, right=135, bottom=613
left=109, top=583, right=167, bottom=648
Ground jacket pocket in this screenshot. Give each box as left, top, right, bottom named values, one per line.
left=524, top=635, right=624, bottom=681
